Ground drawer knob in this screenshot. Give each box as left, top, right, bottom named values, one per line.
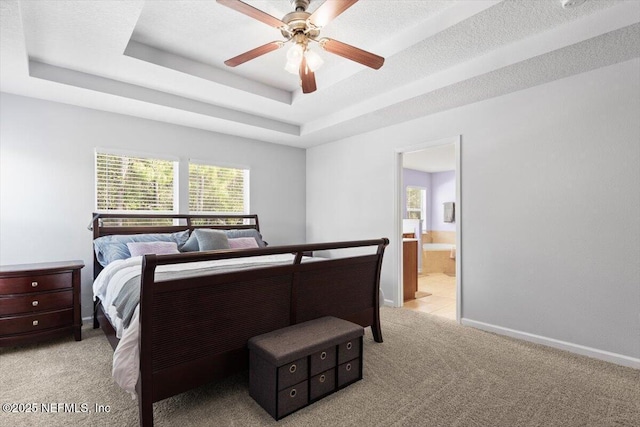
left=346, top=363, right=352, bottom=372
left=32, top=300, right=39, bottom=307
left=289, top=388, right=297, bottom=398
left=320, top=351, right=327, bottom=360
left=346, top=342, right=352, bottom=350
left=289, top=364, right=297, bottom=374
left=31, top=281, right=38, bottom=287
left=319, top=374, right=326, bottom=383
left=33, top=320, right=39, bottom=326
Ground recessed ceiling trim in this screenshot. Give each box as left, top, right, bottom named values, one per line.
left=290, top=0, right=501, bottom=103
left=301, top=0, right=640, bottom=136
left=124, top=40, right=292, bottom=104
left=28, top=60, right=300, bottom=136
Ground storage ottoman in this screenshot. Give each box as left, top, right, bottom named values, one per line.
left=248, top=316, right=364, bottom=420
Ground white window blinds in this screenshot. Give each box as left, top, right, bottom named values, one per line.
left=95, top=152, right=176, bottom=212
left=189, top=163, right=248, bottom=214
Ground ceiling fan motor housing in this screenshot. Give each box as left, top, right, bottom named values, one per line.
left=281, top=11, right=320, bottom=39
left=290, top=0, right=310, bottom=12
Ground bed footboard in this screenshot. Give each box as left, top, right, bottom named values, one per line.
left=127, top=238, right=388, bottom=427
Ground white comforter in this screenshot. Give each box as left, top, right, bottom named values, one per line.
left=93, top=253, right=302, bottom=397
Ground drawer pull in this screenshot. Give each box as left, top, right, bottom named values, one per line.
left=346, top=342, right=352, bottom=350
left=33, top=320, right=39, bottom=326
left=346, top=363, right=352, bottom=372
left=32, top=300, right=39, bottom=307
left=31, top=281, right=38, bottom=288
left=320, top=351, right=327, bottom=360
left=289, top=388, right=297, bottom=398
left=289, top=364, right=297, bottom=374
left=319, top=374, right=326, bottom=383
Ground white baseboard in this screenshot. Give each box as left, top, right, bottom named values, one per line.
left=461, top=318, right=640, bottom=370
left=383, top=299, right=395, bottom=307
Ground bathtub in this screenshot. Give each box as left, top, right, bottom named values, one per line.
left=422, top=243, right=456, bottom=275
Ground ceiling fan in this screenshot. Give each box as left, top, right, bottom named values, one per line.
left=217, top=0, right=385, bottom=94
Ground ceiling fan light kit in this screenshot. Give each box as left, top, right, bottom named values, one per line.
left=217, top=0, right=384, bottom=94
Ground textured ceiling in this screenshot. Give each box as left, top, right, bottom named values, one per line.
left=1, top=0, right=639, bottom=148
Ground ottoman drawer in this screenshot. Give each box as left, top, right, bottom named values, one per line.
left=278, top=357, right=308, bottom=390
left=310, top=346, right=336, bottom=376
left=338, top=338, right=361, bottom=364
left=277, top=380, right=308, bottom=419
left=338, top=357, right=361, bottom=388
left=310, top=368, right=336, bottom=401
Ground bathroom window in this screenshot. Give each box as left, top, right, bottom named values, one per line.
left=406, top=187, right=427, bottom=231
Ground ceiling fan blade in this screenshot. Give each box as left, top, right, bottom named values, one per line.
left=217, top=0, right=286, bottom=28
left=299, top=57, right=317, bottom=94
left=224, top=41, right=283, bottom=67
left=309, top=0, right=359, bottom=27
left=320, top=38, right=384, bottom=70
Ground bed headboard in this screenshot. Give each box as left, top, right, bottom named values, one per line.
left=90, top=213, right=260, bottom=278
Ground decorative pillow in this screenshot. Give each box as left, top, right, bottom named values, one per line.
left=194, top=229, right=230, bottom=251
left=228, top=237, right=259, bottom=249
left=225, top=229, right=267, bottom=247
left=126, top=241, right=180, bottom=257
left=179, top=232, right=200, bottom=252
left=93, top=230, right=189, bottom=267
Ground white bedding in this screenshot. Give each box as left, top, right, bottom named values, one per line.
left=93, top=253, right=306, bottom=397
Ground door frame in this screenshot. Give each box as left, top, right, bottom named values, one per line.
left=394, top=135, right=462, bottom=322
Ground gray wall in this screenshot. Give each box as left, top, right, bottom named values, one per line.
left=0, top=93, right=307, bottom=318
left=307, top=59, right=640, bottom=361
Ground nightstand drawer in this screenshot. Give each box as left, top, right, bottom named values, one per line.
left=0, top=272, right=72, bottom=294
left=0, top=290, right=73, bottom=316
left=0, top=309, right=73, bottom=335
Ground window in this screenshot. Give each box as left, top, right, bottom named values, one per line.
left=95, top=151, right=176, bottom=213
left=406, top=187, right=427, bottom=231
left=95, top=151, right=250, bottom=225
left=189, top=163, right=249, bottom=215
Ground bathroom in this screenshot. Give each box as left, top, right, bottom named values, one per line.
left=402, top=144, right=457, bottom=319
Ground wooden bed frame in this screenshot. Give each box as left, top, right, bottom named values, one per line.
left=91, top=213, right=388, bottom=426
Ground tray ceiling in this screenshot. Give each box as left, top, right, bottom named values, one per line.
left=1, top=0, right=639, bottom=148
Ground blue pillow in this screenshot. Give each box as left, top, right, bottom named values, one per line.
left=94, top=231, right=189, bottom=267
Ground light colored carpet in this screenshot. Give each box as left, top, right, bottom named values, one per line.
left=1, top=307, right=638, bottom=426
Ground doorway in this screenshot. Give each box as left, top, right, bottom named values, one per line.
left=395, top=136, right=462, bottom=322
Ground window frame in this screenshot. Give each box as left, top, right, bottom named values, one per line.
left=406, top=186, right=427, bottom=232
left=94, top=148, right=179, bottom=215
left=94, top=150, right=251, bottom=217
left=187, top=159, right=250, bottom=216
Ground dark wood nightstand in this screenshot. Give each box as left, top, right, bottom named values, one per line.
left=0, top=260, right=84, bottom=346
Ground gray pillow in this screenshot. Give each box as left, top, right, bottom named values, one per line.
left=179, top=232, right=200, bottom=252
left=194, top=229, right=230, bottom=251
